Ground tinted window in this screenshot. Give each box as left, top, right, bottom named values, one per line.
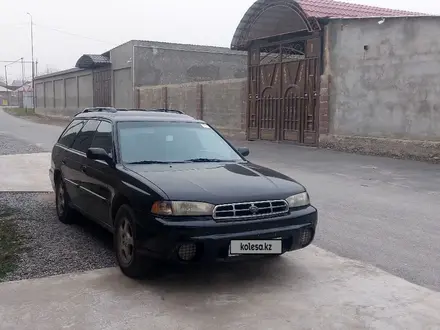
left=117, top=121, right=242, bottom=164
left=58, top=120, right=86, bottom=148
left=90, top=121, right=113, bottom=155
left=71, top=120, right=100, bottom=153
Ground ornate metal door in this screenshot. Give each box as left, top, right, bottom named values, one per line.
left=247, top=38, right=321, bottom=145
left=93, top=69, right=112, bottom=107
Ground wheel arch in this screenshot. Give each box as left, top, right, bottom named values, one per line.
left=54, top=169, right=61, bottom=184
left=111, top=193, right=131, bottom=225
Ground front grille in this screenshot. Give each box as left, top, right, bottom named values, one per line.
left=213, top=200, right=289, bottom=221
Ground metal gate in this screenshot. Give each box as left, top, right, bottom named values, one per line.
left=247, top=38, right=321, bottom=145
left=93, top=69, right=112, bottom=107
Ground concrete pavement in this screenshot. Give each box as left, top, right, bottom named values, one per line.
left=1, top=247, right=440, bottom=330
left=0, top=152, right=52, bottom=191
left=1, top=108, right=440, bottom=329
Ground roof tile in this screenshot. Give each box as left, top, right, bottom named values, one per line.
left=297, top=0, right=427, bottom=18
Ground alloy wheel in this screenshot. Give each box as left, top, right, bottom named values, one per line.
left=118, top=217, right=134, bottom=265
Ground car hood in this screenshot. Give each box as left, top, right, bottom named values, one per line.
left=124, top=161, right=305, bottom=204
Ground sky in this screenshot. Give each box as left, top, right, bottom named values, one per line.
left=1, top=0, right=440, bottom=82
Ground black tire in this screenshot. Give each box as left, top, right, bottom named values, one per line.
left=55, top=176, right=76, bottom=224
left=114, top=204, right=157, bottom=279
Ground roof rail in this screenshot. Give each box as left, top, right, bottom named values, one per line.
left=75, top=107, right=117, bottom=116
left=75, top=107, right=185, bottom=116
left=117, top=108, right=185, bottom=114
left=142, top=108, right=185, bottom=114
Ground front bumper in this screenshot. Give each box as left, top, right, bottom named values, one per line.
left=135, top=205, right=318, bottom=263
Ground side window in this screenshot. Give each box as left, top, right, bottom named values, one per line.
left=90, top=121, right=113, bottom=155
left=71, top=120, right=100, bottom=153
left=58, top=120, right=86, bottom=148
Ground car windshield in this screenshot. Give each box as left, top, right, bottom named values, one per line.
left=117, top=121, right=244, bottom=164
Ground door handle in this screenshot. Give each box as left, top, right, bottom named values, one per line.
left=81, top=165, right=87, bottom=173
left=62, top=159, right=66, bottom=165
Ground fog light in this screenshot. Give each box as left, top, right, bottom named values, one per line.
left=299, top=228, right=314, bottom=247
left=177, top=243, right=197, bottom=261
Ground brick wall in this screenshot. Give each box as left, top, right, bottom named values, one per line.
left=137, top=78, right=247, bottom=140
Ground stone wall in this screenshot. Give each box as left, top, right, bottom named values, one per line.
left=138, top=78, right=247, bottom=140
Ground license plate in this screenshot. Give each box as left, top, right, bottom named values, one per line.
left=229, top=239, right=282, bottom=256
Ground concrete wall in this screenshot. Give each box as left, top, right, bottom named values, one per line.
left=54, top=80, right=63, bottom=108
left=133, top=41, right=247, bottom=87
left=138, top=78, right=247, bottom=139
left=32, top=41, right=247, bottom=116
left=109, top=41, right=134, bottom=107
left=327, top=16, right=440, bottom=141
left=113, top=68, right=133, bottom=108
left=167, top=84, right=198, bottom=118
left=109, top=41, right=133, bottom=71
left=34, top=68, right=93, bottom=118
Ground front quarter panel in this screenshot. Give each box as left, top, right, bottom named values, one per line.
left=113, top=165, right=169, bottom=218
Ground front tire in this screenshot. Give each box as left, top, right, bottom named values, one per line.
left=55, top=176, right=76, bottom=224
left=114, top=205, right=157, bottom=279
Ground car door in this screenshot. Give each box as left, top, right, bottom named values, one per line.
left=80, top=120, right=116, bottom=227
left=56, top=119, right=87, bottom=207
left=69, top=119, right=101, bottom=215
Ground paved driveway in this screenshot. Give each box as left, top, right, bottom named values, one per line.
left=1, top=247, right=440, bottom=330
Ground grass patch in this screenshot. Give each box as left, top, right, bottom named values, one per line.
left=0, top=206, right=25, bottom=281
left=3, top=107, right=36, bottom=117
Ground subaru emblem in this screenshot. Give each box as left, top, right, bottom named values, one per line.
left=249, top=205, right=259, bottom=214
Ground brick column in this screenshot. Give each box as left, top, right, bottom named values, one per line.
left=319, top=74, right=330, bottom=136
left=161, top=86, right=168, bottom=109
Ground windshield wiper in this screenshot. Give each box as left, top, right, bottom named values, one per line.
left=184, top=158, right=233, bottom=163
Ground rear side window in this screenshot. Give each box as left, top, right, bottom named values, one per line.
left=58, top=120, right=86, bottom=148
left=71, top=120, right=100, bottom=153
left=90, top=121, right=113, bottom=155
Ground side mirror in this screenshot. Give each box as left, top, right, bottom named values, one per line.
left=237, top=147, right=250, bottom=157
left=86, top=147, right=114, bottom=167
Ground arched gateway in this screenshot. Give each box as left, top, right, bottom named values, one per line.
left=231, top=0, right=323, bottom=145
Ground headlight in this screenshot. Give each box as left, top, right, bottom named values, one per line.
left=151, top=201, right=215, bottom=216
left=286, top=192, right=310, bottom=208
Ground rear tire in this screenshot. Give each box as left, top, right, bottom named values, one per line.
left=55, top=176, right=76, bottom=224
left=114, top=204, right=158, bottom=279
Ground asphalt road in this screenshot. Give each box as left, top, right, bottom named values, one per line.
left=1, top=108, right=439, bottom=291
